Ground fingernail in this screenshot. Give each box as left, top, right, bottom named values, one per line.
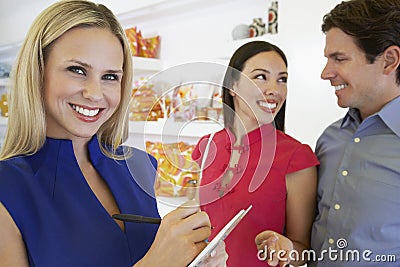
left=211, top=250, right=216, bottom=257
left=272, top=232, right=279, bottom=241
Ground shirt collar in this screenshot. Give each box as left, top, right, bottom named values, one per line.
left=377, top=95, right=400, bottom=138
left=341, top=108, right=361, bottom=129
left=39, top=135, right=102, bottom=163
left=340, top=96, right=400, bottom=137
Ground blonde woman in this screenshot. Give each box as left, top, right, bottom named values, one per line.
left=0, top=1, right=226, bottom=266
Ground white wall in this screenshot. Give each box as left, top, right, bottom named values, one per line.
left=0, top=0, right=347, bottom=148
left=0, top=0, right=165, bottom=46
left=121, top=0, right=347, bottom=148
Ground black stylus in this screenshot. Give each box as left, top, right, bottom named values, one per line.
left=112, top=214, right=161, bottom=224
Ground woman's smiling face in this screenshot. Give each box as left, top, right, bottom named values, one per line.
left=43, top=26, right=124, bottom=141
left=232, top=51, right=288, bottom=131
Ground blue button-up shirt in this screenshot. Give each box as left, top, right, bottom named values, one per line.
left=310, top=96, right=400, bottom=266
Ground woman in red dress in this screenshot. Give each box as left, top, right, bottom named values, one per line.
left=192, top=41, right=318, bottom=267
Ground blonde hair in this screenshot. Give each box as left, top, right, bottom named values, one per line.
left=0, top=0, right=133, bottom=160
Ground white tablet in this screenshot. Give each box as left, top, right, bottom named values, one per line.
left=188, top=205, right=253, bottom=267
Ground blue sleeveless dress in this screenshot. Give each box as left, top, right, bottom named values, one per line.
left=0, top=136, right=160, bottom=266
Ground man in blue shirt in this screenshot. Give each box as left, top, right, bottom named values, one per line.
left=311, top=0, right=400, bottom=266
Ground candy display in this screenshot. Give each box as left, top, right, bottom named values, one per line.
left=129, top=80, right=222, bottom=122
left=146, top=141, right=199, bottom=197
left=157, top=92, right=172, bottom=120
left=140, top=35, right=160, bottom=58
left=124, top=26, right=160, bottom=58
left=130, top=79, right=163, bottom=121
left=124, top=27, right=140, bottom=56
left=169, top=84, right=195, bottom=122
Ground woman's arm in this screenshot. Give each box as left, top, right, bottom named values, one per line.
left=255, top=166, right=317, bottom=267
left=0, top=202, right=29, bottom=266
left=285, top=166, right=317, bottom=265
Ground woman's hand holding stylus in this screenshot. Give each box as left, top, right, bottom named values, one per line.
left=135, top=200, right=225, bottom=266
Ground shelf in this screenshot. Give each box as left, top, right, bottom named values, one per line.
left=126, top=119, right=223, bottom=148
left=133, top=57, right=163, bottom=77
left=0, top=78, right=9, bottom=87
left=0, top=117, right=7, bottom=126
left=0, top=118, right=224, bottom=137
left=129, top=120, right=222, bottom=138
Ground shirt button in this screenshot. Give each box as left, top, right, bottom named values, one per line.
left=334, top=204, right=341, bottom=210
left=342, top=170, right=348, bottom=176
left=354, top=137, right=361, bottom=143
left=328, top=238, right=335, bottom=244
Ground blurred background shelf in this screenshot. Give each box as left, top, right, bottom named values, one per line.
left=129, top=120, right=222, bottom=137
left=0, top=116, right=7, bottom=126
left=126, top=119, right=223, bottom=149
left=0, top=78, right=9, bottom=87
left=133, top=56, right=163, bottom=77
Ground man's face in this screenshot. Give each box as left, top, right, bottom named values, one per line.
left=321, top=27, right=388, bottom=119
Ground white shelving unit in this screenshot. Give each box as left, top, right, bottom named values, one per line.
left=0, top=78, right=9, bottom=87
left=0, top=116, right=7, bottom=126
left=133, top=56, right=163, bottom=77
left=129, top=120, right=222, bottom=138
left=126, top=119, right=223, bottom=149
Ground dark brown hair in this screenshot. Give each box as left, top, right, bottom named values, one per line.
left=322, top=0, right=400, bottom=84
left=222, top=40, right=287, bottom=132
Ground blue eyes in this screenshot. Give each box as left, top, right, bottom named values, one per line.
left=67, top=66, right=85, bottom=75
left=67, top=66, right=120, bottom=81
left=103, top=74, right=119, bottom=81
